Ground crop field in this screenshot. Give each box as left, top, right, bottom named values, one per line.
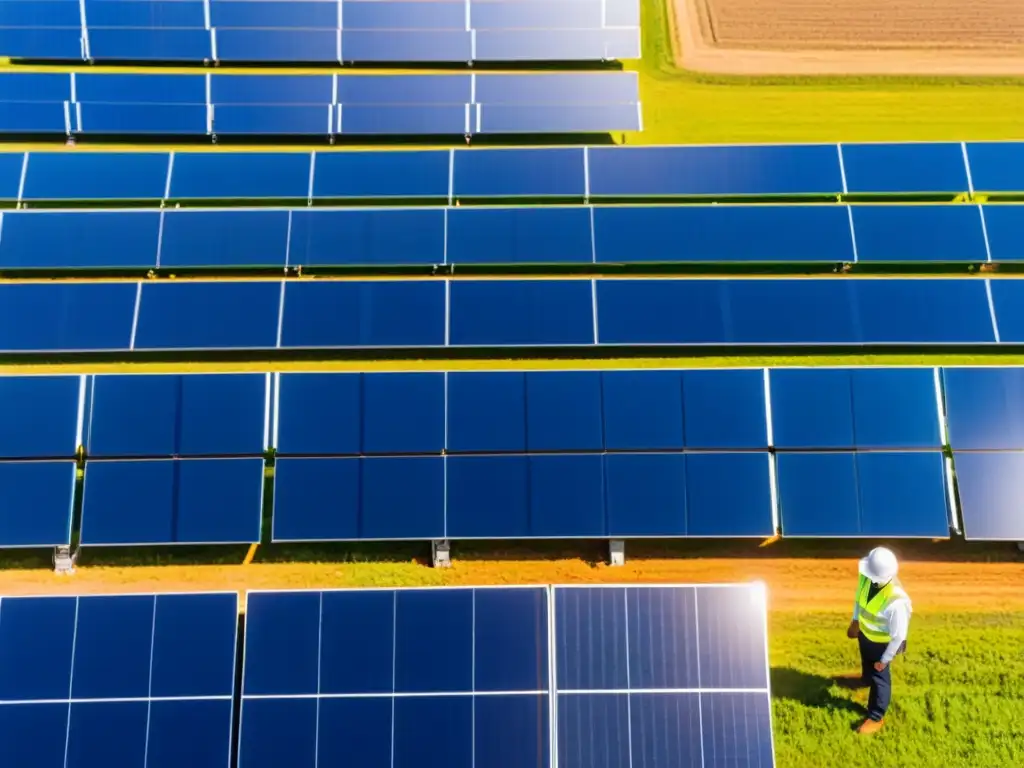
left=698, top=0, right=1024, bottom=50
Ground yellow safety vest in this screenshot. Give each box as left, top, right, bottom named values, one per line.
left=855, top=575, right=909, bottom=644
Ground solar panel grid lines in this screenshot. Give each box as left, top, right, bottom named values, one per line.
left=239, top=585, right=552, bottom=768
left=551, top=583, right=774, bottom=768
left=0, top=590, right=238, bottom=768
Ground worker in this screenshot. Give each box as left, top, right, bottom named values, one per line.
left=838, top=546, right=912, bottom=735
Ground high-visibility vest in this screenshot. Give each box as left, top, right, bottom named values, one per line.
left=856, top=575, right=909, bottom=644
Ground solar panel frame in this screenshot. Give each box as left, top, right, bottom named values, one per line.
left=0, top=591, right=238, bottom=768
left=551, top=583, right=775, bottom=768
left=239, top=585, right=552, bottom=768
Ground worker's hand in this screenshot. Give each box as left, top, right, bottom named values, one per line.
left=874, top=661, right=887, bottom=672
left=846, top=620, right=860, bottom=639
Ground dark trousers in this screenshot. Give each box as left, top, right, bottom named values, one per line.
left=858, top=633, right=892, bottom=721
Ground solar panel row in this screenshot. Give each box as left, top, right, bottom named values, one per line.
left=4, top=204, right=1023, bottom=269
left=0, top=0, right=641, bottom=62
left=0, top=278, right=1019, bottom=354
left=0, top=72, right=642, bottom=135
left=0, top=591, right=237, bottom=768
left=6, top=366, right=1022, bottom=545
left=238, top=584, right=774, bottom=768
left=4, top=142, right=1022, bottom=202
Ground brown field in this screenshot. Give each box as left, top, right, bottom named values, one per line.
left=2, top=555, right=1022, bottom=615
left=674, top=0, right=1024, bottom=75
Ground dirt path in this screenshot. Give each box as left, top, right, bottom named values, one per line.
left=2, top=557, right=1021, bottom=614
left=672, top=0, right=1024, bottom=76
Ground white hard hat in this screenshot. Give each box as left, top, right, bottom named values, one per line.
left=859, top=547, right=898, bottom=584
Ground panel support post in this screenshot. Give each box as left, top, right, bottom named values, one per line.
left=432, top=539, right=451, bottom=568
left=53, top=546, right=76, bottom=575
left=609, top=539, right=625, bottom=567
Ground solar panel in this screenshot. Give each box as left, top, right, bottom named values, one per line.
left=289, top=209, right=446, bottom=268
left=943, top=367, right=1024, bottom=450
left=850, top=204, right=990, bottom=262
left=841, top=142, right=969, bottom=195
left=552, top=584, right=774, bottom=768
left=981, top=205, right=1024, bottom=262
left=0, top=375, right=82, bottom=459
left=239, top=587, right=551, bottom=768
left=953, top=452, right=1024, bottom=540
left=0, top=592, right=237, bottom=768
left=0, top=283, right=137, bottom=353
left=5, top=0, right=639, bottom=63
left=0, top=73, right=641, bottom=136
left=966, top=142, right=1024, bottom=194
left=986, top=280, right=1024, bottom=342
left=588, top=144, right=844, bottom=197
left=272, top=370, right=776, bottom=542
left=168, top=153, right=310, bottom=201
left=0, top=461, right=76, bottom=547
left=453, top=148, right=586, bottom=199
left=777, top=452, right=950, bottom=537
left=594, top=205, right=855, bottom=263
left=448, top=280, right=594, bottom=346
left=769, top=368, right=941, bottom=449
left=19, top=152, right=170, bottom=202
left=0, top=211, right=161, bottom=270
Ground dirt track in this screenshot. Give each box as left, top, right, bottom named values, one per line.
left=674, top=0, right=1024, bottom=75
left=2, top=557, right=1021, bottom=614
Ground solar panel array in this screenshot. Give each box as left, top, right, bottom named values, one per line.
left=0, top=0, right=641, bottom=63
left=12, top=365, right=1024, bottom=548
left=0, top=591, right=238, bottom=768
left=239, top=583, right=774, bottom=768
left=3, top=142, right=1022, bottom=203
left=3, top=277, right=1023, bottom=354
left=5, top=203, right=1024, bottom=269
left=0, top=72, right=642, bottom=136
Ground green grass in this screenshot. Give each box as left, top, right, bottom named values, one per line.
left=771, top=611, right=1024, bottom=766
left=628, top=0, right=1024, bottom=144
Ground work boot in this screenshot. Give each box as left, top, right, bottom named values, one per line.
left=834, top=674, right=868, bottom=690
left=856, top=718, right=884, bottom=735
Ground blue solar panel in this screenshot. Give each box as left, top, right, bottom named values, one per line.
left=240, top=587, right=550, bottom=768
left=20, top=152, right=169, bottom=202
left=89, top=28, right=212, bottom=61
left=312, top=151, right=448, bottom=200
left=842, top=142, right=969, bottom=195
left=595, top=204, right=854, bottom=263
left=0, top=461, right=76, bottom=547
left=280, top=280, right=446, bottom=348
left=0, top=27, right=81, bottom=60
left=81, top=457, right=264, bottom=544
left=769, top=368, right=941, bottom=449
left=448, top=280, right=594, bottom=346
left=942, top=367, right=1024, bottom=450
left=588, top=144, right=843, bottom=197
left=133, top=281, right=281, bottom=350
left=953, top=452, right=1024, bottom=540
left=447, top=207, right=593, bottom=265
left=0, top=211, right=161, bottom=269
left=158, top=209, right=288, bottom=269
left=0, top=152, right=22, bottom=200
left=965, top=142, right=1024, bottom=193
left=981, top=205, right=1024, bottom=262
left=453, top=148, right=585, bottom=198
left=273, top=456, right=445, bottom=541
left=985, top=280, right=1024, bottom=342
left=0, top=73, right=640, bottom=136
left=851, top=204, right=989, bottom=262
left=169, top=152, right=310, bottom=200
left=553, top=585, right=774, bottom=768
left=86, top=374, right=267, bottom=458
left=777, top=452, right=949, bottom=537
left=0, top=282, right=136, bottom=353
left=595, top=278, right=996, bottom=346
left=288, top=209, right=445, bottom=267
left=0, top=592, right=236, bottom=768
left=0, top=375, right=81, bottom=459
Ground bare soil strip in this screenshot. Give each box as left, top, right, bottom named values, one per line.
left=674, top=0, right=1024, bottom=75
left=2, top=558, right=1021, bottom=614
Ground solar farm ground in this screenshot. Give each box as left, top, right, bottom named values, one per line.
left=673, top=0, right=1024, bottom=75
left=0, top=541, right=1022, bottom=766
